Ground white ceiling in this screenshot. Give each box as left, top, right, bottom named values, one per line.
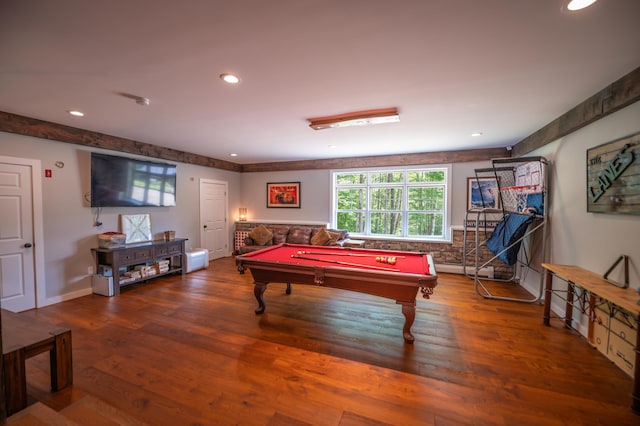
left=1, top=1, right=639, bottom=165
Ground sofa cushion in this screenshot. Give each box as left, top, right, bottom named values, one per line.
left=286, top=227, right=312, bottom=244
left=249, top=225, right=273, bottom=246
left=269, top=227, right=289, bottom=244
left=310, top=227, right=332, bottom=246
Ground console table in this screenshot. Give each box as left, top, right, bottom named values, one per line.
left=2, top=309, right=73, bottom=415
left=541, top=263, right=640, bottom=414
left=91, top=238, right=187, bottom=295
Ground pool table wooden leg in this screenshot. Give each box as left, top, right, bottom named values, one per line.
left=398, top=301, right=416, bottom=344
left=254, top=282, right=267, bottom=314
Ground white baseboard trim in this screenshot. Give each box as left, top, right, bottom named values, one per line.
left=436, top=263, right=494, bottom=279
left=38, top=287, right=93, bottom=308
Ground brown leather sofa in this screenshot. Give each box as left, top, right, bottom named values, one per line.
left=238, top=225, right=349, bottom=255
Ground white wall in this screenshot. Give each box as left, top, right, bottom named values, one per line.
left=0, top=131, right=241, bottom=305
left=521, top=101, right=640, bottom=333
left=240, top=170, right=331, bottom=223
left=240, top=161, right=500, bottom=230
left=451, top=161, right=502, bottom=226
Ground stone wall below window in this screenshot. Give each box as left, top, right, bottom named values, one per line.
left=358, top=228, right=514, bottom=279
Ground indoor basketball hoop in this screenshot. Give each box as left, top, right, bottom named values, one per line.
left=500, top=185, right=538, bottom=213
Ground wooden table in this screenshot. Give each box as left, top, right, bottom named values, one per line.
left=2, top=310, right=73, bottom=415
left=541, top=263, right=639, bottom=415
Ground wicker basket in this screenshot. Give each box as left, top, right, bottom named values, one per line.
left=98, top=232, right=126, bottom=248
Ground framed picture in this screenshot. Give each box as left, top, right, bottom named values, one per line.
left=586, top=131, right=639, bottom=215
left=120, top=214, right=152, bottom=243
left=267, top=182, right=301, bottom=208
left=467, top=177, right=500, bottom=210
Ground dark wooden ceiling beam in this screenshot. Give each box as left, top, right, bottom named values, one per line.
left=0, top=111, right=508, bottom=172
left=240, top=147, right=509, bottom=173
left=512, top=66, right=640, bottom=157
left=0, top=111, right=243, bottom=172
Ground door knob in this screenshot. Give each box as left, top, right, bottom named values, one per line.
left=24, top=243, right=33, bottom=248
left=203, top=225, right=208, bottom=228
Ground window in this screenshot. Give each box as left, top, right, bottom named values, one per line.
left=332, top=166, right=450, bottom=240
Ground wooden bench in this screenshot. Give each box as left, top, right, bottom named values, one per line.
left=541, top=264, right=639, bottom=415
left=2, top=309, right=73, bottom=415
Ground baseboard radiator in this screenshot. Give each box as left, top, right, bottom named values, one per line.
left=435, top=263, right=495, bottom=279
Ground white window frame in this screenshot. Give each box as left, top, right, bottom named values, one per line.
left=331, top=164, right=452, bottom=242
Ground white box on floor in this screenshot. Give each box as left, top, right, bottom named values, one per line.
left=92, top=274, right=114, bottom=296
left=186, top=248, right=209, bottom=273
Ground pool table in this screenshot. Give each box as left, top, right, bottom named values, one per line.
left=236, top=243, right=437, bottom=343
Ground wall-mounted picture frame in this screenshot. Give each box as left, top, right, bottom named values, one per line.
left=586, top=131, right=639, bottom=215
left=467, top=177, right=500, bottom=210
left=267, top=182, right=301, bottom=208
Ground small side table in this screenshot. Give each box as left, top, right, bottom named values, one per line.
left=342, top=239, right=366, bottom=248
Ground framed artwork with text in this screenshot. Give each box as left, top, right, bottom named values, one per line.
left=587, top=131, right=639, bottom=214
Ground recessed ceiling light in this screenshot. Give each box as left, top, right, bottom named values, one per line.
left=230, top=153, right=238, bottom=157
left=564, top=0, right=597, bottom=11
left=68, top=110, right=84, bottom=117
left=220, top=73, right=240, bottom=84
left=328, top=145, right=337, bottom=149
left=471, top=132, right=483, bottom=137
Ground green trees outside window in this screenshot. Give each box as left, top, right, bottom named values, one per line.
left=334, top=168, right=447, bottom=239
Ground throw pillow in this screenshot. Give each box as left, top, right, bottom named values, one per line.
left=249, top=225, right=273, bottom=246
left=286, top=227, right=312, bottom=244
left=310, top=227, right=332, bottom=246
left=327, top=230, right=343, bottom=245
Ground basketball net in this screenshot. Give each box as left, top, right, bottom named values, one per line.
left=500, top=185, right=537, bottom=213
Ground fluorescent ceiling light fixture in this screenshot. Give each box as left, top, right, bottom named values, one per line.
left=471, top=132, right=483, bottom=137
left=220, top=73, right=240, bottom=84
left=307, top=108, right=399, bottom=130
left=68, top=110, right=84, bottom=117
left=564, top=0, right=597, bottom=11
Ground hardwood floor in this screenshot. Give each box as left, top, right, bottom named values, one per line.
left=16, top=256, right=637, bottom=425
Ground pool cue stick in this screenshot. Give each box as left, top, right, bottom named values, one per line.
left=291, top=254, right=400, bottom=272
left=298, top=250, right=405, bottom=258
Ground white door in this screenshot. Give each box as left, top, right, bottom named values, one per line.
left=0, top=162, right=37, bottom=311
left=200, top=179, right=228, bottom=260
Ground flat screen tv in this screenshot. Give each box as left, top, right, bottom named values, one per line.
left=91, top=153, right=177, bottom=207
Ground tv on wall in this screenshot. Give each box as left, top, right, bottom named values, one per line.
left=91, top=152, right=177, bottom=207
